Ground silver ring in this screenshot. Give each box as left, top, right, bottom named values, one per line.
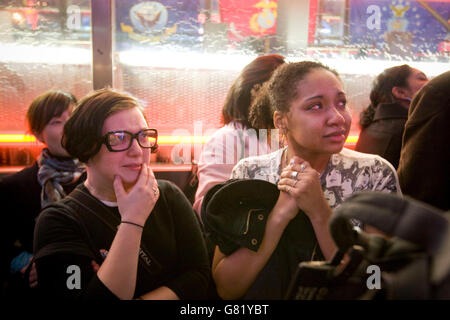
left=299, top=163, right=306, bottom=173
left=153, top=187, right=158, bottom=196
left=290, top=171, right=298, bottom=180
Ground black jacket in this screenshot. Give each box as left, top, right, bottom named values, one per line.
left=356, top=102, right=409, bottom=169
left=0, top=162, right=85, bottom=298
left=398, top=71, right=450, bottom=211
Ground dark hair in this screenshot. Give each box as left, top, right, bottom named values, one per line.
left=359, top=64, right=412, bottom=128
left=62, top=88, right=144, bottom=163
left=249, top=61, right=340, bottom=129
left=222, top=54, right=285, bottom=128
left=26, top=90, right=77, bottom=136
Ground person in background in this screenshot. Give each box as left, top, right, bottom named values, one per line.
left=33, top=88, right=210, bottom=300
left=355, top=65, right=428, bottom=169
left=398, top=70, right=450, bottom=211
left=0, top=90, right=84, bottom=299
left=207, top=61, right=401, bottom=299
left=193, top=54, right=285, bottom=215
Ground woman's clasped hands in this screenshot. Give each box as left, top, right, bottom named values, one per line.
left=278, top=156, right=330, bottom=224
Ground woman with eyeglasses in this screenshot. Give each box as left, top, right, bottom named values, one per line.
left=33, top=88, right=210, bottom=300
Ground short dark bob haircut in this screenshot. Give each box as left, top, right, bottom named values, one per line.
left=62, top=88, right=146, bottom=163
left=26, top=90, right=77, bottom=137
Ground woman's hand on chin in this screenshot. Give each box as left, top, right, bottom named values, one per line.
left=113, top=163, right=159, bottom=226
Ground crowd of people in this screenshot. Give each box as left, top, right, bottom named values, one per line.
left=0, top=55, right=448, bottom=300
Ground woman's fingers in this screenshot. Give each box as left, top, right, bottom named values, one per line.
left=146, top=163, right=151, bottom=186
left=28, top=263, right=38, bottom=288
left=135, top=162, right=149, bottom=187
left=146, top=165, right=159, bottom=198
left=282, top=160, right=309, bottom=175
left=91, top=260, right=100, bottom=273
left=290, top=162, right=309, bottom=173
left=115, top=163, right=159, bottom=224
left=279, top=177, right=298, bottom=187
left=142, top=164, right=159, bottom=200
left=277, top=183, right=292, bottom=194
left=113, top=175, right=125, bottom=199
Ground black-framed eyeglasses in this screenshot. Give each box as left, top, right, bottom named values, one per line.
left=102, top=129, right=158, bottom=152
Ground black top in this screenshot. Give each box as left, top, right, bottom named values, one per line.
left=356, top=102, right=409, bottom=169
left=33, top=181, right=210, bottom=300
left=0, top=161, right=85, bottom=296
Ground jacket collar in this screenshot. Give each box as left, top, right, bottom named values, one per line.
left=373, top=102, right=409, bottom=121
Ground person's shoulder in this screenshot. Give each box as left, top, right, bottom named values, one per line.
left=157, top=179, right=177, bottom=190
left=0, top=162, right=38, bottom=186
left=338, top=148, right=396, bottom=172
left=156, top=179, right=186, bottom=199
left=37, top=197, right=78, bottom=223
left=204, top=122, right=245, bottom=143
left=408, top=71, right=450, bottom=122
left=339, top=147, right=381, bottom=160
left=235, top=147, right=283, bottom=168
left=231, top=148, right=283, bottom=182
left=34, top=197, right=82, bottom=243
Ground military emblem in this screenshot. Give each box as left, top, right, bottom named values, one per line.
left=250, top=0, right=277, bottom=34
left=130, top=1, right=168, bottom=33
left=120, top=1, right=177, bottom=43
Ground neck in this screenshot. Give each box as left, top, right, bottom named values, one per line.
left=84, top=177, right=117, bottom=202
left=42, top=147, right=72, bottom=159
left=283, top=146, right=331, bottom=174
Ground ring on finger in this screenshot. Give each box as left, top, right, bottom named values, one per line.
left=290, top=171, right=298, bottom=180
left=153, top=187, right=159, bottom=196
left=299, top=163, right=306, bottom=173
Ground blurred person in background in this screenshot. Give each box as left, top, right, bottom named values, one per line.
left=193, top=54, right=285, bottom=216
left=398, top=70, right=450, bottom=211
left=0, top=90, right=84, bottom=299
left=356, top=65, right=428, bottom=169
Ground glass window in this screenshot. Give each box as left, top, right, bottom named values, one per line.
left=0, top=0, right=92, bottom=169
left=113, top=0, right=448, bottom=166
left=0, top=0, right=448, bottom=170
left=314, top=0, right=346, bottom=46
